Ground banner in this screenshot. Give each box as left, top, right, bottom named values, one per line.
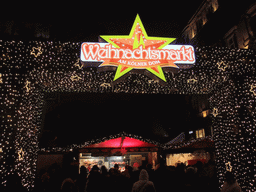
left=80, top=14, right=195, bottom=82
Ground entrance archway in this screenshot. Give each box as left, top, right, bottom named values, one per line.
left=0, top=40, right=255, bottom=191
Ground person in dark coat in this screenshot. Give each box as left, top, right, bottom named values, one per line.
left=61, top=178, right=77, bottom=192
left=154, top=158, right=176, bottom=192
left=85, top=165, right=102, bottom=192
left=221, top=172, right=242, bottom=192
left=145, top=164, right=155, bottom=182
left=76, top=166, right=88, bottom=192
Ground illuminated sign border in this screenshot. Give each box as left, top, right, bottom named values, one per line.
left=80, top=14, right=195, bottom=82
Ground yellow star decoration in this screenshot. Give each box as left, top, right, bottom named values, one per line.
left=148, top=79, right=159, bottom=84
left=212, top=107, right=218, bottom=117
left=71, top=74, right=82, bottom=81
left=187, top=78, right=198, bottom=84
left=250, top=84, right=256, bottom=96
left=100, top=83, right=111, bottom=88
left=74, top=58, right=83, bottom=69
left=225, top=161, right=232, bottom=172
left=24, top=80, right=31, bottom=92
left=30, top=47, right=42, bottom=57
left=18, top=148, right=24, bottom=161
left=0, top=73, right=3, bottom=84
left=217, top=61, right=228, bottom=71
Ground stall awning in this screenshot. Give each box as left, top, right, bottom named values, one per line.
left=163, top=136, right=215, bottom=152
left=165, top=132, right=185, bottom=145
left=79, top=135, right=159, bottom=155
left=85, top=137, right=157, bottom=148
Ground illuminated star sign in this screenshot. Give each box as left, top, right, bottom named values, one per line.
left=217, top=61, right=228, bottom=71
left=250, top=84, right=256, bottom=96
left=187, top=78, right=198, bottom=84
left=24, top=80, right=31, bottom=92
left=18, top=148, right=24, bottom=161
left=71, top=74, right=82, bottom=81
left=0, top=73, right=3, bottom=84
left=212, top=107, right=218, bottom=117
left=31, top=47, right=42, bottom=58
left=225, top=161, right=232, bottom=172
left=81, top=14, right=195, bottom=82
left=74, top=58, right=83, bottom=69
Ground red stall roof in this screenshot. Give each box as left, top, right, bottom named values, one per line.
left=85, top=137, right=157, bottom=148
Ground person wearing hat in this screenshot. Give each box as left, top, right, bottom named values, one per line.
left=132, top=169, right=156, bottom=192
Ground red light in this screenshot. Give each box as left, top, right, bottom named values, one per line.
left=122, top=137, right=156, bottom=148
left=86, top=137, right=122, bottom=148
left=85, top=137, right=156, bottom=148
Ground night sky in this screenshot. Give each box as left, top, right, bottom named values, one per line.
left=2, top=0, right=204, bottom=41
left=40, top=93, right=210, bottom=148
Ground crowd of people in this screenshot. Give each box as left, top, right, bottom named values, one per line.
left=32, top=158, right=220, bottom=192
left=2, top=158, right=242, bottom=192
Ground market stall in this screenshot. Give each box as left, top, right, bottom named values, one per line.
left=79, top=135, right=159, bottom=172
left=164, top=136, right=215, bottom=166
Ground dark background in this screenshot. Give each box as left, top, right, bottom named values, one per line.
left=39, top=92, right=211, bottom=148
left=1, top=0, right=204, bottom=41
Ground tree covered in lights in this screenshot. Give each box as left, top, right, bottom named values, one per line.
left=0, top=40, right=256, bottom=191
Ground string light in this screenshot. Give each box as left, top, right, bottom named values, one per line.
left=0, top=40, right=255, bottom=191
left=163, top=136, right=214, bottom=150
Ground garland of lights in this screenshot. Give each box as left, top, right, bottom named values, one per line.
left=39, top=131, right=161, bottom=153
left=0, top=40, right=256, bottom=191
left=163, top=135, right=214, bottom=150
